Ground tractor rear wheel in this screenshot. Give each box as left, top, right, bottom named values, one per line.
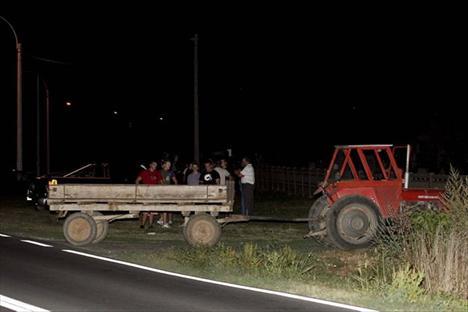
left=326, top=196, right=380, bottom=249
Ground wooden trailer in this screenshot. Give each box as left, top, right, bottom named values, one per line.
left=47, top=182, right=243, bottom=247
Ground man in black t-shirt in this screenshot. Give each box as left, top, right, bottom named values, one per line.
left=200, top=160, right=220, bottom=185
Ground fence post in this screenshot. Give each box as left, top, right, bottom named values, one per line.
left=293, top=167, right=297, bottom=196
left=270, top=166, right=274, bottom=192
left=301, top=168, right=305, bottom=198
left=260, top=166, right=265, bottom=192
left=282, top=167, right=289, bottom=194
left=277, top=166, right=281, bottom=192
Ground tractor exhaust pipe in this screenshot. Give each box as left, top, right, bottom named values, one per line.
left=404, top=144, right=410, bottom=189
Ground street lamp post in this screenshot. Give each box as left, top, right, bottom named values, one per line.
left=0, top=16, right=23, bottom=178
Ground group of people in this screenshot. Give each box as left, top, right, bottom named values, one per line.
left=136, top=157, right=255, bottom=230
left=184, top=159, right=230, bottom=186
left=135, top=160, right=177, bottom=229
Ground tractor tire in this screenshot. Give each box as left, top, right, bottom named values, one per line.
left=308, top=196, right=329, bottom=233
left=326, top=195, right=380, bottom=250
left=183, top=214, right=221, bottom=247
left=91, top=212, right=109, bottom=244
left=63, top=212, right=97, bottom=246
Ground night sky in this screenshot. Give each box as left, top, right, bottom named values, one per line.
left=1, top=3, right=467, bottom=180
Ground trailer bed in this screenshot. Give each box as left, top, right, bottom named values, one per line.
left=48, top=183, right=235, bottom=212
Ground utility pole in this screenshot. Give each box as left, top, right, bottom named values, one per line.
left=192, top=34, right=199, bottom=163
left=44, top=79, right=50, bottom=174
left=36, top=74, right=41, bottom=176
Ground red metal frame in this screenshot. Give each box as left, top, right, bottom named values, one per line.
left=321, top=145, right=443, bottom=218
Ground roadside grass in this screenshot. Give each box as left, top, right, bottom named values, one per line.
left=1, top=194, right=466, bottom=311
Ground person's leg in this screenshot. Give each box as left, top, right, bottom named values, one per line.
left=239, top=181, right=245, bottom=214
left=244, top=184, right=254, bottom=216
left=162, top=212, right=171, bottom=228
left=148, top=213, right=154, bottom=228
left=141, top=212, right=148, bottom=228
left=240, top=184, right=247, bottom=215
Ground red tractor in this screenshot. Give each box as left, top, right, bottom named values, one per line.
left=307, top=144, right=444, bottom=249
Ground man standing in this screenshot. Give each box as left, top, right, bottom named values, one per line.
left=187, top=162, right=201, bottom=185
left=160, top=160, right=178, bottom=228
left=136, top=161, right=162, bottom=229
left=237, top=157, right=255, bottom=215
left=200, top=160, right=220, bottom=185
left=214, top=158, right=231, bottom=185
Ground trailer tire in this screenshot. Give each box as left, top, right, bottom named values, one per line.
left=326, top=195, right=380, bottom=250
left=63, top=212, right=97, bottom=246
left=183, top=214, right=221, bottom=247
left=308, top=196, right=329, bottom=232
left=92, top=212, right=109, bottom=244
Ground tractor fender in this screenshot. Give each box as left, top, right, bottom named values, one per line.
left=330, top=188, right=386, bottom=215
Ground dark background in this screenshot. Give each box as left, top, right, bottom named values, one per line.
left=1, top=3, right=467, bottom=182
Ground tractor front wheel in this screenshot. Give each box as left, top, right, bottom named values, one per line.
left=327, top=196, right=380, bottom=249
left=308, top=196, right=329, bottom=233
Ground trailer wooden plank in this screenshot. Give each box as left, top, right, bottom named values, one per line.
left=64, top=184, right=137, bottom=200
left=49, top=184, right=230, bottom=201
left=49, top=203, right=232, bottom=212
left=48, top=200, right=230, bottom=206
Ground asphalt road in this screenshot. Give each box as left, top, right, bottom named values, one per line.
left=0, top=235, right=373, bottom=312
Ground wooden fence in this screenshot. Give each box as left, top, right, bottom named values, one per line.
left=255, top=165, right=460, bottom=198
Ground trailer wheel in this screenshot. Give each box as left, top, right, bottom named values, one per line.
left=327, top=196, right=380, bottom=249
left=308, top=196, right=329, bottom=232
left=183, top=214, right=221, bottom=247
left=92, top=212, right=109, bottom=244
left=63, top=212, right=97, bottom=246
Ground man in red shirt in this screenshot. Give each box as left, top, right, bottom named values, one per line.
left=136, top=161, right=162, bottom=229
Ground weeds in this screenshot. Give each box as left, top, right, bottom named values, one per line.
left=174, top=242, right=317, bottom=279
left=388, top=264, right=425, bottom=302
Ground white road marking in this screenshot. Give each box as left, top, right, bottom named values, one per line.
left=0, top=233, right=11, bottom=237
left=63, top=249, right=377, bottom=312
left=0, top=294, right=49, bottom=312
left=20, top=240, right=53, bottom=248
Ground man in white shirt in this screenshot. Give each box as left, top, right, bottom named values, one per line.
left=214, top=158, right=231, bottom=185
left=237, top=157, right=255, bottom=215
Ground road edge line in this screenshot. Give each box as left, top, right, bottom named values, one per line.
left=20, top=240, right=53, bottom=248
left=0, top=294, right=50, bottom=312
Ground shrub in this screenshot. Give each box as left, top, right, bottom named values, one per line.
left=442, top=167, right=468, bottom=232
